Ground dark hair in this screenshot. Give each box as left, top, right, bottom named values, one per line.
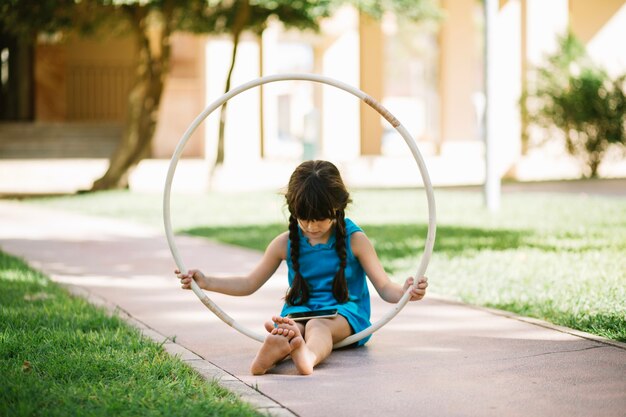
left=285, top=160, right=351, bottom=306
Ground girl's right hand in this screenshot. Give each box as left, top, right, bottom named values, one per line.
left=175, top=269, right=207, bottom=290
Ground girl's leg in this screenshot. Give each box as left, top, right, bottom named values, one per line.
left=289, top=316, right=352, bottom=375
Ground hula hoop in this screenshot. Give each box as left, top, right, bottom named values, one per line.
left=163, top=73, right=436, bottom=349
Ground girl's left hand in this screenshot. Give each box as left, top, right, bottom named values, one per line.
left=403, top=276, right=428, bottom=301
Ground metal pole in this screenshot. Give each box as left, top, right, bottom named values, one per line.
left=484, top=0, right=501, bottom=211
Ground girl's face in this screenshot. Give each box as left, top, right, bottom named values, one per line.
left=297, top=218, right=334, bottom=241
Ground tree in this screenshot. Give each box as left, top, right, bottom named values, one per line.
left=1, top=0, right=337, bottom=188
left=95, top=0, right=339, bottom=189
left=526, top=33, right=626, bottom=178
left=1, top=0, right=440, bottom=189
left=2, top=0, right=339, bottom=188
left=1, top=0, right=210, bottom=190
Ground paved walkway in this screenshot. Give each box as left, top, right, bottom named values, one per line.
left=455, top=177, right=626, bottom=197
left=1, top=201, right=625, bottom=417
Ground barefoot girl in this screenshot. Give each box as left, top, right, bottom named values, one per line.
left=176, top=160, right=428, bottom=375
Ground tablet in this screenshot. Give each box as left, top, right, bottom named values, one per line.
left=286, top=308, right=339, bottom=322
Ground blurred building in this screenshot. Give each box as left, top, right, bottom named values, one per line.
left=1, top=0, right=625, bottom=193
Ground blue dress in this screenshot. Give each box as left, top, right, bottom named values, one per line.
left=280, top=218, right=372, bottom=346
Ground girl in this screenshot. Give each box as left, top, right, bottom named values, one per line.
left=176, top=160, right=428, bottom=375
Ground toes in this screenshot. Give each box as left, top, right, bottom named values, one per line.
left=270, top=327, right=296, bottom=339
left=274, top=316, right=293, bottom=325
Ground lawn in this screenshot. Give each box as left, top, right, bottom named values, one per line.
left=24, top=186, right=626, bottom=342
left=0, top=251, right=262, bottom=417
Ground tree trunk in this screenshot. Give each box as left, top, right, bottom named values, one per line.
left=90, top=5, right=172, bottom=191
left=588, top=157, right=601, bottom=178
left=215, top=0, right=250, bottom=167
left=586, top=139, right=605, bottom=178
left=215, top=36, right=239, bottom=166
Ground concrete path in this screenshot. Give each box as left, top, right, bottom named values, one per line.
left=1, top=201, right=624, bottom=417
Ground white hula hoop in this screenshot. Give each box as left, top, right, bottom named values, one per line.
left=163, top=73, right=436, bottom=349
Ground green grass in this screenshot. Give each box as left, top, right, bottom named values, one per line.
left=0, top=251, right=262, bottom=417
left=21, top=187, right=626, bottom=342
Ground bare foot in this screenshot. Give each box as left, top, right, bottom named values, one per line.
left=272, top=316, right=315, bottom=375
left=250, top=329, right=295, bottom=375
left=289, top=337, right=316, bottom=375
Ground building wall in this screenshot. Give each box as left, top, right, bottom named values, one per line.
left=151, top=33, right=206, bottom=159
left=570, top=0, right=626, bottom=77
left=34, top=32, right=205, bottom=159
left=319, top=6, right=361, bottom=162
left=359, top=12, right=383, bottom=155
left=28, top=2, right=626, bottom=183
left=35, top=44, right=67, bottom=122
left=523, top=0, right=568, bottom=68
left=438, top=0, right=480, bottom=145
left=493, top=0, right=523, bottom=176
left=35, top=34, right=136, bottom=122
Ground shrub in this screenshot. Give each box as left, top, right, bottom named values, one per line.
left=526, top=32, right=626, bottom=177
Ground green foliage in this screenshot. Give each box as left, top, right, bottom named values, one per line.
left=526, top=32, right=626, bottom=177
left=178, top=0, right=336, bottom=35
left=0, top=0, right=341, bottom=41
left=347, top=0, right=442, bottom=21
left=0, top=251, right=261, bottom=417
left=0, top=0, right=127, bottom=39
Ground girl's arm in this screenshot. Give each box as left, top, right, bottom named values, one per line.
left=351, top=232, right=428, bottom=303
left=176, top=232, right=288, bottom=296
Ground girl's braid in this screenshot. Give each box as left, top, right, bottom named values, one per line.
left=286, top=214, right=309, bottom=305
left=332, top=209, right=349, bottom=303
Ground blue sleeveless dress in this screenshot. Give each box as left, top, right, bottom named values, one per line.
left=280, top=218, right=372, bottom=346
